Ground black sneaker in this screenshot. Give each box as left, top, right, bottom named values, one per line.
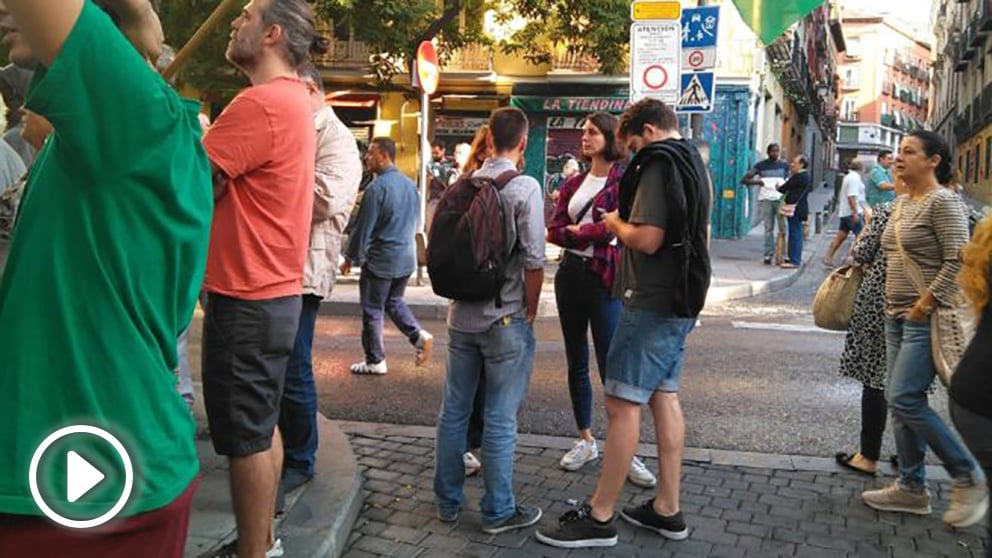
left=482, top=505, right=542, bottom=534
left=535, top=503, right=618, bottom=548
left=620, top=499, right=689, bottom=540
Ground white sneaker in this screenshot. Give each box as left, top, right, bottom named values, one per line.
left=559, top=439, right=599, bottom=471
left=350, top=360, right=387, bottom=375
left=628, top=456, right=657, bottom=488
left=464, top=452, right=482, bottom=477
left=415, top=330, right=433, bottom=366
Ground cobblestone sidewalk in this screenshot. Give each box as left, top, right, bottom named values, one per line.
left=341, top=430, right=987, bottom=558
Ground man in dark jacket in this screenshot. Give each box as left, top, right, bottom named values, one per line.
left=778, top=154, right=812, bottom=268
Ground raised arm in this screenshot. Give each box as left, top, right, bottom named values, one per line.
left=95, top=0, right=164, bottom=63
left=2, top=0, right=83, bottom=67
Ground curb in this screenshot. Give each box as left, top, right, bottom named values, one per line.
left=281, top=415, right=364, bottom=558
left=188, top=386, right=363, bottom=558
left=334, top=419, right=951, bottom=482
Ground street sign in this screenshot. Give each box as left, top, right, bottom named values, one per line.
left=629, top=21, right=681, bottom=103
left=413, top=41, right=439, bottom=95
left=681, top=6, right=720, bottom=49
left=683, top=48, right=717, bottom=70
left=676, top=71, right=716, bottom=113
left=680, top=6, right=719, bottom=71
left=631, top=1, right=681, bottom=21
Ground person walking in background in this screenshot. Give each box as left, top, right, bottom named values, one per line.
left=742, top=143, right=789, bottom=265
left=343, top=137, right=433, bottom=375
left=861, top=131, right=988, bottom=529
left=866, top=150, right=896, bottom=208
left=952, top=214, right=992, bottom=540
left=823, top=159, right=868, bottom=267
left=835, top=178, right=906, bottom=476
left=545, top=112, right=654, bottom=488
left=278, top=61, right=362, bottom=499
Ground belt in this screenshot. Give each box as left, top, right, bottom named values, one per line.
left=562, top=251, right=593, bottom=265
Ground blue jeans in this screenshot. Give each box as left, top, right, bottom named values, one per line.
left=760, top=199, right=778, bottom=260
left=786, top=214, right=804, bottom=265
left=175, top=325, right=194, bottom=407
left=359, top=269, right=421, bottom=364
left=434, top=317, right=536, bottom=526
left=885, top=318, right=977, bottom=488
left=279, top=294, right=321, bottom=476
left=555, top=252, right=621, bottom=431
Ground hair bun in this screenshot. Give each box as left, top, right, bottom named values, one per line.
left=310, top=35, right=331, bottom=56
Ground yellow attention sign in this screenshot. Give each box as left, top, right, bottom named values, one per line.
left=631, top=1, right=682, bottom=21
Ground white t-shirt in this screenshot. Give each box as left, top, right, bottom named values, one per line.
left=839, top=171, right=867, bottom=218
left=566, top=173, right=607, bottom=258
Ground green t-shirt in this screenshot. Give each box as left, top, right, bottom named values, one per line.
left=866, top=165, right=895, bottom=207
left=0, top=1, right=212, bottom=518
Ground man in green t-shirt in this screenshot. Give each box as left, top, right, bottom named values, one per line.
left=865, top=149, right=895, bottom=207
left=0, top=0, right=211, bottom=555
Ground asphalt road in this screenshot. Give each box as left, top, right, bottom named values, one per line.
left=302, top=234, right=950, bottom=461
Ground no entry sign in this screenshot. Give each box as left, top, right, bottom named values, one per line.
left=413, top=41, right=439, bottom=95
left=629, top=21, right=681, bottom=103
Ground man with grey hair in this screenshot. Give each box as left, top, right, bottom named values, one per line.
left=200, top=0, right=327, bottom=555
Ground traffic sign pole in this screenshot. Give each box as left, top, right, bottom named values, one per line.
left=691, top=0, right=709, bottom=139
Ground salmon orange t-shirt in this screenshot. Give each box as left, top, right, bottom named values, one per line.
left=202, top=77, right=316, bottom=300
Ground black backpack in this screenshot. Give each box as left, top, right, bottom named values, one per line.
left=619, top=141, right=712, bottom=317
left=427, top=170, right=520, bottom=305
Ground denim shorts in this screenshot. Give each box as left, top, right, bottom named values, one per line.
left=839, top=215, right=864, bottom=235
left=604, top=306, right=695, bottom=404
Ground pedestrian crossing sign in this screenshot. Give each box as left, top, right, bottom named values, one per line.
left=676, top=71, right=715, bottom=113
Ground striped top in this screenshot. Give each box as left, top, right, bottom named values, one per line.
left=881, top=188, right=970, bottom=316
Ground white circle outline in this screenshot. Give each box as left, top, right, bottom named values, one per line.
left=28, top=425, right=134, bottom=529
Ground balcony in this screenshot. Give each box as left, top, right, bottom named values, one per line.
left=881, top=113, right=894, bottom=127
left=312, top=22, right=374, bottom=71
left=981, top=0, right=992, bottom=32
left=963, top=26, right=977, bottom=59
left=970, top=16, right=986, bottom=47
left=551, top=49, right=602, bottom=73
left=442, top=43, right=492, bottom=73
left=984, top=83, right=992, bottom=122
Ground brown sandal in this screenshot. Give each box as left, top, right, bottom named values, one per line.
left=835, top=452, right=877, bottom=476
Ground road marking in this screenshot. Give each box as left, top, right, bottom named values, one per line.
left=731, top=321, right=845, bottom=335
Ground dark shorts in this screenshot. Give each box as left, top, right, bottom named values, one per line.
left=202, top=293, right=301, bottom=457
left=839, top=215, right=864, bottom=235
left=0, top=478, right=199, bottom=558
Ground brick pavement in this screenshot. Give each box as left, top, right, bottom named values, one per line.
left=340, top=430, right=988, bottom=558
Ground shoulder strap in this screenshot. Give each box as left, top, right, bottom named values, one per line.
left=573, top=195, right=597, bottom=224
left=892, top=198, right=929, bottom=297
left=492, top=170, right=521, bottom=189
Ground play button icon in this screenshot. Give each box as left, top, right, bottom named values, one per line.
left=29, top=425, right=134, bottom=529
left=66, top=450, right=106, bottom=503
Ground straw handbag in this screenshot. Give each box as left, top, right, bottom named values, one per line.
left=812, top=264, right=863, bottom=331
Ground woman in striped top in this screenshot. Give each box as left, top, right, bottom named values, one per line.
left=861, top=131, right=987, bottom=525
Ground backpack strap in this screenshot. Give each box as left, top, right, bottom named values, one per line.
left=492, top=170, right=521, bottom=189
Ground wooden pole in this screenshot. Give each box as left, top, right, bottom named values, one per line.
left=162, top=0, right=242, bottom=81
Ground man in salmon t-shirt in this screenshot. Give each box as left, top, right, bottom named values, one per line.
left=200, top=0, right=327, bottom=555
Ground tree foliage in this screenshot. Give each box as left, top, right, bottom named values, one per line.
left=156, top=0, right=631, bottom=96
left=158, top=0, right=247, bottom=100
left=494, top=0, right=630, bottom=75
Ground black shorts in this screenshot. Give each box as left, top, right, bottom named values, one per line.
left=202, top=292, right=302, bottom=457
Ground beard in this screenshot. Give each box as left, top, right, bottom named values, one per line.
left=225, top=31, right=261, bottom=72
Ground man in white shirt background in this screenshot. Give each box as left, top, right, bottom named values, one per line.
left=823, top=159, right=868, bottom=267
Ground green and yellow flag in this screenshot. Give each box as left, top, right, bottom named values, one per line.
left=731, top=0, right=826, bottom=45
